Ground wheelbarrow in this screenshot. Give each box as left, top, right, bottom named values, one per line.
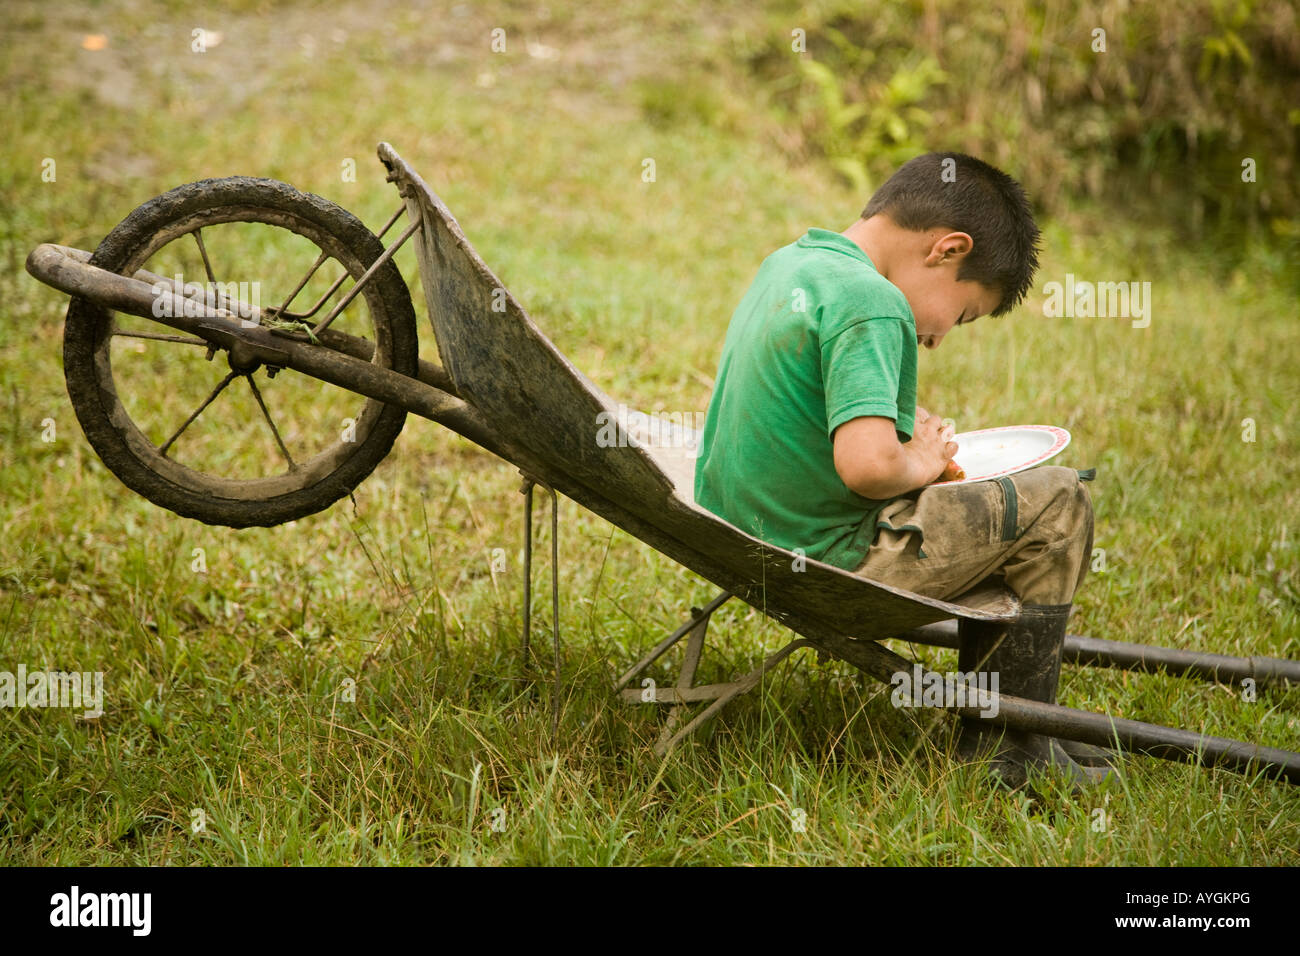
left=26, top=143, right=1300, bottom=785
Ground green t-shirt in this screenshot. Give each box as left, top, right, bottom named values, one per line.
left=694, top=228, right=918, bottom=570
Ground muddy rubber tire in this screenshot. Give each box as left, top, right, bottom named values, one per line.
left=62, top=177, right=418, bottom=527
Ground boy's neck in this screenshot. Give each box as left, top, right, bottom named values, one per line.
left=841, top=215, right=913, bottom=282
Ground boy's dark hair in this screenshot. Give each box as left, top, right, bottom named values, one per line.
left=862, top=152, right=1040, bottom=316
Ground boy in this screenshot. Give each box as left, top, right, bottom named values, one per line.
left=694, top=152, right=1103, bottom=789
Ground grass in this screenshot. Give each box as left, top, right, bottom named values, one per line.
left=1, top=0, right=1297, bottom=866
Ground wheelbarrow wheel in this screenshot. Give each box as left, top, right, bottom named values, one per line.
left=62, top=177, right=418, bottom=527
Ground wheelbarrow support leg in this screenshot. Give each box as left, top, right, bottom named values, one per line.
left=653, top=639, right=812, bottom=757
left=614, top=592, right=815, bottom=757
left=613, top=589, right=732, bottom=691
left=654, top=604, right=711, bottom=751
left=519, top=474, right=562, bottom=739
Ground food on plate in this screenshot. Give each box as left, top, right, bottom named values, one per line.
left=939, top=459, right=966, bottom=482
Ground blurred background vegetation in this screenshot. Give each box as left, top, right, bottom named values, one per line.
left=728, top=0, right=1299, bottom=283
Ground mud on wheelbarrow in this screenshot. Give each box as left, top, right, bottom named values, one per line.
left=26, top=143, right=1300, bottom=786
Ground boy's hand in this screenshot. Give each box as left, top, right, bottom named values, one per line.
left=914, top=406, right=956, bottom=442
left=908, top=410, right=958, bottom=483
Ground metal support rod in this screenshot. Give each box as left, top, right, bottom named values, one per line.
left=372, top=204, right=407, bottom=241
left=898, top=621, right=1300, bottom=686
left=613, top=589, right=732, bottom=691
left=519, top=474, right=562, bottom=739
left=311, top=216, right=422, bottom=336
left=676, top=607, right=708, bottom=694
left=521, top=479, right=533, bottom=663
left=547, top=483, right=561, bottom=739
left=653, top=604, right=712, bottom=750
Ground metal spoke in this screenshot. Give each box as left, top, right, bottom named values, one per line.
left=111, top=329, right=210, bottom=347
left=244, top=373, right=296, bottom=470
left=158, top=369, right=238, bottom=458
left=191, top=227, right=259, bottom=319
left=272, top=249, right=331, bottom=320
left=192, top=228, right=218, bottom=285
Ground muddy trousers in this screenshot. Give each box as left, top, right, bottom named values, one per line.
left=853, top=466, right=1095, bottom=606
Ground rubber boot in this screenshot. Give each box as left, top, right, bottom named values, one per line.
left=1057, top=738, right=1118, bottom=769
left=955, top=604, right=1110, bottom=792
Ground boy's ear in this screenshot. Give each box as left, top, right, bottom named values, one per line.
left=925, top=231, right=974, bottom=266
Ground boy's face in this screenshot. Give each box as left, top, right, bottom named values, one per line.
left=888, top=231, right=1001, bottom=350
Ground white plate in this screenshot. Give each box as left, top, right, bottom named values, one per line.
left=933, top=425, right=1071, bottom=485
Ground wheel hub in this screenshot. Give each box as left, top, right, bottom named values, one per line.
left=226, top=341, right=262, bottom=374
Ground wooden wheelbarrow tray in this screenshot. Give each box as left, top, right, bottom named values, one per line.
left=26, top=143, right=1300, bottom=785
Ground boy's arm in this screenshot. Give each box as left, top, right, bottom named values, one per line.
left=832, top=412, right=956, bottom=500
